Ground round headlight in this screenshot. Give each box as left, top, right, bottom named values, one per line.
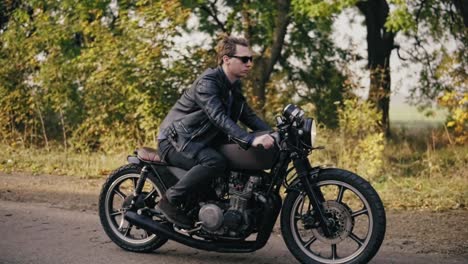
left=302, top=118, right=316, bottom=148
left=310, top=119, right=316, bottom=147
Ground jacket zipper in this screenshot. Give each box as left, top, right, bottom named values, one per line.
left=180, top=122, right=209, bottom=151
left=181, top=101, right=247, bottom=150
left=237, top=102, right=244, bottom=121
left=180, top=121, right=189, bottom=133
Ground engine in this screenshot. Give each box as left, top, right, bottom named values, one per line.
left=198, top=172, right=263, bottom=238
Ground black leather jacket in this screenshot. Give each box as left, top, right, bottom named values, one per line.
left=158, top=66, right=271, bottom=159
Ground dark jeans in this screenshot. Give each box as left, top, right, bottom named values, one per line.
left=158, top=139, right=227, bottom=205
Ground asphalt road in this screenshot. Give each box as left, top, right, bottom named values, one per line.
left=0, top=201, right=466, bottom=264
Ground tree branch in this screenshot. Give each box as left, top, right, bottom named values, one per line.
left=200, top=1, right=228, bottom=33
left=241, top=0, right=253, bottom=40
left=263, top=0, right=291, bottom=79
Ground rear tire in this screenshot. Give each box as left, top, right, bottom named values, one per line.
left=98, top=164, right=168, bottom=252
left=281, top=168, right=386, bottom=264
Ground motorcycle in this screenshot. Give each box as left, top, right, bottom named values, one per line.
left=98, top=104, right=386, bottom=264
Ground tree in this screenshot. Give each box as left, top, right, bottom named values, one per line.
left=181, top=0, right=347, bottom=127
left=383, top=1, right=467, bottom=145
left=297, top=0, right=467, bottom=137
left=386, top=0, right=467, bottom=103
left=0, top=0, right=356, bottom=150
left=0, top=0, right=195, bottom=150
left=181, top=0, right=291, bottom=115
left=357, top=0, right=395, bottom=137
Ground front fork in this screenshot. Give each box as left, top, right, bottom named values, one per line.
left=293, top=157, right=332, bottom=236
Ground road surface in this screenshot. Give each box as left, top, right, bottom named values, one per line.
left=1, top=201, right=466, bottom=264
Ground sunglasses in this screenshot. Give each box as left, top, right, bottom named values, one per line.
left=230, top=55, right=253, bottom=63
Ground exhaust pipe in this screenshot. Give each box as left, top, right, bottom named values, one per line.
left=125, top=193, right=281, bottom=253
left=125, top=211, right=257, bottom=253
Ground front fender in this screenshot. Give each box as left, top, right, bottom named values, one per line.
left=286, top=167, right=364, bottom=194
left=285, top=166, right=339, bottom=193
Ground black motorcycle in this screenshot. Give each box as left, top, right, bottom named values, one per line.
left=98, top=104, right=386, bottom=264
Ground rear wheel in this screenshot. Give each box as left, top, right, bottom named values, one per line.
left=281, top=168, right=386, bottom=264
left=98, top=164, right=168, bottom=252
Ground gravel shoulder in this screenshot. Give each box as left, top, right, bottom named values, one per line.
left=1, top=171, right=467, bottom=257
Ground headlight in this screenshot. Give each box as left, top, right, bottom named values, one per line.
left=310, top=119, right=316, bottom=147
left=283, top=104, right=317, bottom=148
left=302, top=118, right=316, bottom=148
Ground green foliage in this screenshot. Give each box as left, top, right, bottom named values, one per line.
left=438, top=91, right=468, bottom=144
left=338, top=99, right=381, bottom=136
left=277, top=9, right=346, bottom=128
left=390, top=0, right=468, bottom=105
left=292, top=0, right=358, bottom=18
left=181, top=0, right=348, bottom=124
left=336, top=99, right=385, bottom=180
left=0, top=0, right=193, bottom=151
left=312, top=99, right=385, bottom=181
left=385, top=1, right=416, bottom=33
left=1, top=0, right=353, bottom=149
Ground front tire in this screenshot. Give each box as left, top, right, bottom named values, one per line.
left=98, top=164, right=168, bottom=252
left=281, top=168, right=386, bottom=264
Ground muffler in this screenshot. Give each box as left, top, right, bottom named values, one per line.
left=124, top=211, right=257, bottom=253
left=124, top=192, right=281, bottom=253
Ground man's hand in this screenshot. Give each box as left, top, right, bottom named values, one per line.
left=252, top=134, right=275, bottom=149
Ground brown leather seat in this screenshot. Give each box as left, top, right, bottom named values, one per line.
left=136, top=147, right=165, bottom=164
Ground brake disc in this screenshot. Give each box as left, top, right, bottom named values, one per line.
left=311, top=201, right=354, bottom=245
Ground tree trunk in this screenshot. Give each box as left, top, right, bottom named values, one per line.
left=358, top=0, right=396, bottom=137
left=251, top=0, right=291, bottom=115
left=59, top=108, right=68, bottom=153
left=36, top=106, right=50, bottom=152
left=453, top=0, right=468, bottom=27
left=0, top=0, right=21, bottom=30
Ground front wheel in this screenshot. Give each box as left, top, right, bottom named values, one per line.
left=281, top=168, right=386, bottom=264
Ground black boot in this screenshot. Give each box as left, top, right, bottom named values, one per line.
left=156, top=195, right=192, bottom=229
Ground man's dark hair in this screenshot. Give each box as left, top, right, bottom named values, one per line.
left=216, top=34, right=249, bottom=66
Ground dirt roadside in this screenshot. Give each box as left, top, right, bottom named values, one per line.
left=1, top=171, right=467, bottom=257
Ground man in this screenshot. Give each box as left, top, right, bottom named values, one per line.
left=156, top=35, right=275, bottom=228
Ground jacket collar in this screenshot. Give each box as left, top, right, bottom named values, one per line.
left=217, top=66, right=241, bottom=90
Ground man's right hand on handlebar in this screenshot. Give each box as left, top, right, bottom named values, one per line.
left=252, top=134, right=275, bottom=149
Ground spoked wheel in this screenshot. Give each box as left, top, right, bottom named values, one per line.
left=98, top=164, right=168, bottom=252
left=281, top=168, right=386, bottom=264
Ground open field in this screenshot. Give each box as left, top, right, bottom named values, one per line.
left=390, top=101, right=448, bottom=128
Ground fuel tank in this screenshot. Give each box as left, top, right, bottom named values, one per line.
left=218, top=132, right=279, bottom=171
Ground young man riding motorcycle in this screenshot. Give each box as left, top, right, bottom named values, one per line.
left=156, top=35, right=275, bottom=228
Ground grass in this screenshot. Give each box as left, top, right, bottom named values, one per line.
left=0, top=144, right=128, bottom=179
left=376, top=173, right=467, bottom=211
left=310, top=120, right=467, bottom=211
left=378, top=136, right=467, bottom=211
